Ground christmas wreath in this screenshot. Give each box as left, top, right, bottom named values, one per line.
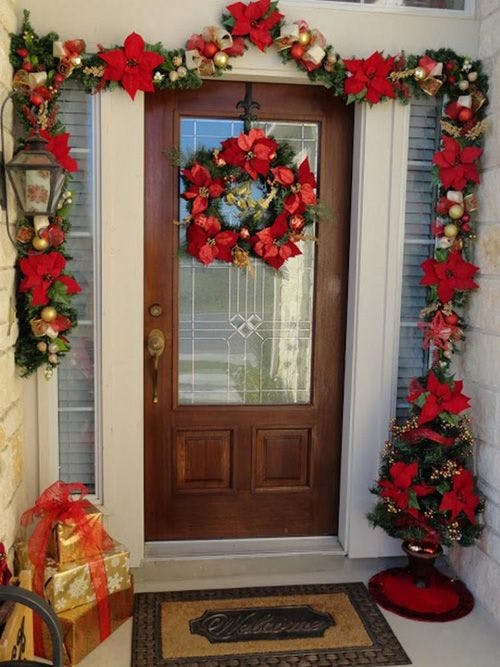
left=180, top=128, right=319, bottom=270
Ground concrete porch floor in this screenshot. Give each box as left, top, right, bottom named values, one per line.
left=78, top=554, right=500, bottom=667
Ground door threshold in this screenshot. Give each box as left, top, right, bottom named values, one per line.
left=144, top=536, right=345, bottom=561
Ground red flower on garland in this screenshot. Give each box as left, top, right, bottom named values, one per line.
left=226, top=0, right=283, bottom=52
left=419, top=310, right=460, bottom=350
left=420, top=251, right=479, bottom=304
left=99, top=32, right=164, bottom=100
left=182, top=164, right=225, bottom=216
left=39, top=130, right=78, bottom=173
left=250, top=213, right=301, bottom=269
left=186, top=216, right=238, bottom=265
left=19, top=252, right=81, bottom=306
left=439, top=469, right=480, bottom=524
left=432, top=135, right=483, bottom=190
left=379, top=462, right=435, bottom=517
left=343, top=51, right=396, bottom=105
left=219, top=129, right=278, bottom=179
left=408, top=371, right=470, bottom=426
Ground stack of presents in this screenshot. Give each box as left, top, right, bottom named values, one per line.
left=14, top=481, right=133, bottom=665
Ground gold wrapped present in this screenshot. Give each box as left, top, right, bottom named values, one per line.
left=40, top=583, right=133, bottom=665
left=44, top=543, right=131, bottom=614
left=48, top=503, right=103, bottom=564
left=0, top=571, right=34, bottom=662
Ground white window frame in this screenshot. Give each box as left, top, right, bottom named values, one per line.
left=36, top=91, right=103, bottom=504
left=282, top=0, right=475, bottom=18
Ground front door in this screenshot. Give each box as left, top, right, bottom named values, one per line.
left=144, top=81, right=353, bottom=541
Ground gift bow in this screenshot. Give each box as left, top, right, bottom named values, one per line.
left=12, top=70, right=47, bottom=94
left=275, top=21, right=326, bottom=71
left=416, top=55, right=443, bottom=96
left=185, top=26, right=233, bottom=76
left=21, top=481, right=114, bottom=648
left=53, top=38, right=86, bottom=78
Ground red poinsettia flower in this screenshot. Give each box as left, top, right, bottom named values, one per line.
left=219, top=129, right=278, bottom=179
left=420, top=251, right=479, bottom=304
left=408, top=371, right=470, bottom=426
left=99, top=32, right=164, bottom=100
left=182, top=163, right=225, bottom=217
left=432, top=135, right=483, bottom=190
left=250, top=213, right=301, bottom=270
left=227, top=0, right=283, bottom=52
left=186, top=216, right=238, bottom=265
left=418, top=310, right=460, bottom=350
left=439, top=469, right=480, bottom=524
left=379, top=462, right=435, bottom=518
left=280, top=159, right=317, bottom=215
left=19, top=251, right=81, bottom=306
left=343, top=51, right=396, bottom=105
left=39, top=129, right=78, bottom=173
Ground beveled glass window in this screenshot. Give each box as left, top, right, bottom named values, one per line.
left=178, top=119, right=319, bottom=405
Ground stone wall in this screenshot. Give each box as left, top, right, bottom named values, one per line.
left=451, top=0, right=500, bottom=626
left=0, top=0, right=23, bottom=563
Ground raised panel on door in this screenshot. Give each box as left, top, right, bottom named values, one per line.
left=144, top=81, right=353, bottom=541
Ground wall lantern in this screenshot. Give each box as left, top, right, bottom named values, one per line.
left=5, top=133, right=65, bottom=239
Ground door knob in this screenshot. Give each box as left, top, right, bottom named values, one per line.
left=147, top=329, right=165, bottom=403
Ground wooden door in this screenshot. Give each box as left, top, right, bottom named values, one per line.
left=144, top=81, right=353, bottom=541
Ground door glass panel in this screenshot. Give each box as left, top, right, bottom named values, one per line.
left=178, top=118, right=319, bottom=405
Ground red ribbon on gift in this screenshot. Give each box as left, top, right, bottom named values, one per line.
left=401, top=426, right=455, bottom=447
left=21, top=481, right=114, bottom=653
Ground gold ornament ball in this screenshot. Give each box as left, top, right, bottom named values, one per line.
left=177, top=66, right=187, bottom=78
left=444, top=223, right=459, bottom=238
left=32, top=235, right=49, bottom=251
left=213, top=51, right=229, bottom=69
left=414, top=66, right=427, bottom=81
left=467, top=71, right=478, bottom=82
left=169, top=70, right=179, bottom=82
left=458, top=79, right=469, bottom=91
left=297, top=31, right=311, bottom=47
left=48, top=343, right=59, bottom=354
left=40, top=306, right=57, bottom=323
left=71, top=56, right=82, bottom=66
left=37, top=341, right=48, bottom=353
left=448, top=204, right=465, bottom=220
left=48, top=353, right=59, bottom=365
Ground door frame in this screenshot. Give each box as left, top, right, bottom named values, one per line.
left=30, top=66, right=411, bottom=566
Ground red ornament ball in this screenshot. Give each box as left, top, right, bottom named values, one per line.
left=444, top=313, right=459, bottom=326
left=22, top=61, right=33, bottom=72
left=48, top=224, right=65, bottom=247
left=461, top=213, right=471, bottom=224
left=447, top=75, right=456, bottom=85
left=290, top=215, right=305, bottom=231
left=29, top=92, right=44, bottom=106
left=445, top=60, right=456, bottom=72
left=436, top=197, right=451, bottom=216
left=17, top=48, right=28, bottom=58
left=203, top=42, right=219, bottom=59
left=290, top=44, right=305, bottom=61
left=458, top=107, right=473, bottom=123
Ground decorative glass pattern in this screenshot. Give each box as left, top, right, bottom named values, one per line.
left=178, top=118, right=319, bottom=405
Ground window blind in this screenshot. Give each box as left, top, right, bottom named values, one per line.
left=56, top=83, right=100, bottom=494
left=396, top=96, right=440, bottom=418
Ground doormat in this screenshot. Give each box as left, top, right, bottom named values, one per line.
left=131, top=583, right=411, bottom=666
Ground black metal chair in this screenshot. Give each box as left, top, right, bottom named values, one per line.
left=0, top=585, right=63, bottom=666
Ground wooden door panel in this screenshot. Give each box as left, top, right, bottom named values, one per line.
left=144, top=81, right=353, bottom=541
left=253, top=428, right=311, bottom=491
left=175, top=430, right=234, bottom=493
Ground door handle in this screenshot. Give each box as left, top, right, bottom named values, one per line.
left=147, top=329, right=166, bottom=404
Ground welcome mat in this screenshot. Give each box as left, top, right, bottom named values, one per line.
left=132, top=583, right=411, bottom=666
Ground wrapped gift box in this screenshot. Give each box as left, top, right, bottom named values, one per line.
left=41, top=583, right=133, bottom=665
left=44, top=542, right=131, bottom=613
left=0, top=570, right=34, bottom=662
left=48, top=503, right=103, bottom=564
